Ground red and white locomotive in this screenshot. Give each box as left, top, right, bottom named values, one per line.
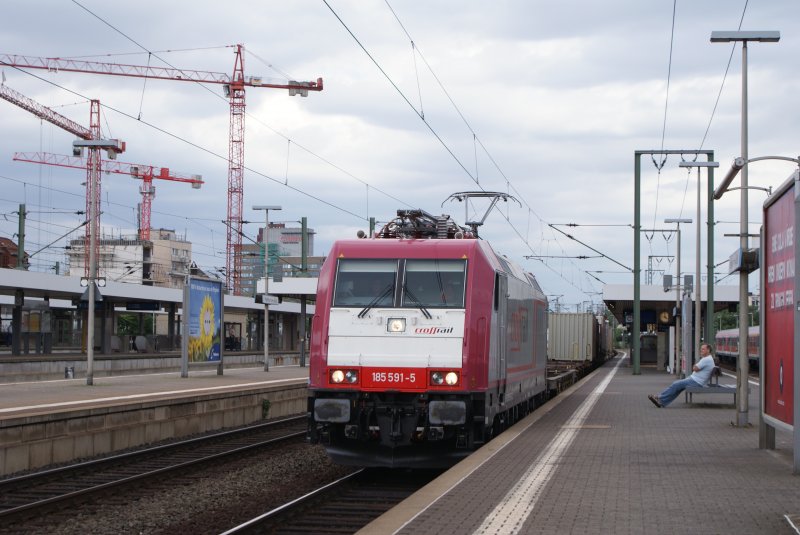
left=307, top=209, right=548, bottom=468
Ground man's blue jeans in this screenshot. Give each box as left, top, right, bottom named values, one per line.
left=658, top=377, right=702, bottom=407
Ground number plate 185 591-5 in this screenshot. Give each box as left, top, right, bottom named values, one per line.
left=361, top=367, right=426, bottom=389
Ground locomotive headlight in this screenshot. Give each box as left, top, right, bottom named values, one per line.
left=330, top=370, right=345, bottom=383
left=430, top=371, right=459, bottom=386
left=330, top=369, right=358, bottom=384
left=387, top=317, right=406, bottom=333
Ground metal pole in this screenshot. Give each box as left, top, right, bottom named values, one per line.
left=300, top=216, right=308, bottom=368
left=675, top=226, right=681, bottom=375
left=263, top=210, right=270, bottom=372
left=695, top=168, right=702, bottom=360
left=737, top=42, right=750, bottom=426
left=86, top=152, right=97, bottom=386
left=633, top=154, right=641, bottom=374
left=682, top=289, right=692, bottom=377
left=706, top=152, right=715, bottom=344
left=253, top=205, right=281, bottom=371
left=16, top=204, right=25, bottom=268
left=181, top=281, right=189, bottom=378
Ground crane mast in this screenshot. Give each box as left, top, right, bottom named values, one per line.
left=228, top=46, right=246, bottom=296
left=0, top=83, right=124, bottom=275
left=2, top=45, right=323, bottom=294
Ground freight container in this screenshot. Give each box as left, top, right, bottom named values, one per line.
left=598, top=319, right=613, bottom=359
left=547, top=312, right=598, bottom=362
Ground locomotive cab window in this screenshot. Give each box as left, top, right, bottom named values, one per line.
left=402, top=259, right=466, bottom=308
left=333, top=259, right=397, bottom=307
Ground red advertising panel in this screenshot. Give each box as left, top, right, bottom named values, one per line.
left=763, top=182, right=795, bottom=426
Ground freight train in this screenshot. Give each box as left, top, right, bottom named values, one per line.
left=547, top=312, right=613, bottom=365
left=307, top=209, right=549, bottom=468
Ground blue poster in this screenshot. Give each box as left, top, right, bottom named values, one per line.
left=187, top=278, right=222, bottom=362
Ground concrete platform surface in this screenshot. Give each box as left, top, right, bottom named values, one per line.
left=0, top=365, right=309, bottom=419
left=362, top=355, right=799, bottom=535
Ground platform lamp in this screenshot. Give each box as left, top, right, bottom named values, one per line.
left=679, top=161, right=719, bottom=372
left=711, top=30, right=779, bottom=427
left=664, top=217, right=691, bottom=375
left=253, top=205, right=281, bottom=372
left=73, top=137, right=125, bottom=386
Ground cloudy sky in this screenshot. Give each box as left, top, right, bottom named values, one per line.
left=1, top=1, right=797, bottom=309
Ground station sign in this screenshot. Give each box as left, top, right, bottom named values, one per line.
left=125, top=301, right=160, bottom=311
left=261, top=294, right=280, bottom=306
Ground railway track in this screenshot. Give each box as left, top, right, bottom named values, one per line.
left=0, top=415, right=306, bottom=524
left=223, top=467, right=442, bottom=535
left=718, top=360, right=759, bottom=378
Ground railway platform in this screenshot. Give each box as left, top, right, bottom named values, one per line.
left=0, top=365, right=309, bottom=475
left=363, top=354, right=799, bottom=535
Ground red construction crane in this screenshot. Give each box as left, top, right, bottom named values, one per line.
left=0, top=83, right=125, bottom=275
left=13, top=152, right=203, bottom=241
left=1, top=45, right=323, bottom=294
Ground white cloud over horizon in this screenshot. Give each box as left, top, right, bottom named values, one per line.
left=1, top=0, right=797, bottom=308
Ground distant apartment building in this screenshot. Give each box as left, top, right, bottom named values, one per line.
left=66, top=228, right=192, bottom=288
left=239, top=222, right=316, bottom=297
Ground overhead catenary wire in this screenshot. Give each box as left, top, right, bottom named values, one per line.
left=650, top=0, right=678, bottom=235
left=29, top=2, right=569, bottom=292
left=655, top=2, right=751, bottom=291
left=0, top=168, right=229, bottom=272
left=68, top=0, right=414, bottom=220
left=4, top=2, right=599, bottom=299
left=6, top=65, right=366, bottom=220
left=327, top=0, right=603, bottom=299
left=5, top=4, right=678, bottom=301
left=676, top=0, right=749, bottom=221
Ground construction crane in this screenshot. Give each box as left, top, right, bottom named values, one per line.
left=1, top=45, right=323, bottom=294
left=13, top=152, right=203, bottom=241
left=0, top=82, right=125, bottom=275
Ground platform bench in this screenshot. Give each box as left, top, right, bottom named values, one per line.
left=683, top=367, right=738, bottom=405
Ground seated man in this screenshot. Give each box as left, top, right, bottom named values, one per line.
left=648, top=343, right=716, bottom=408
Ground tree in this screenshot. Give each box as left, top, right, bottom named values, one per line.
left=117, top=313, right=154, bottom=335
left=714, top=302, right=759, bottom=332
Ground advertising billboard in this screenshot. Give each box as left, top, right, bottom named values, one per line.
left=181, top=276, right=224, bottom=376
left=763, top=177, right=795, bottom=428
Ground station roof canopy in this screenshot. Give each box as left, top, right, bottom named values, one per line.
left=602, top=284, right=740, bottom=326
left=0, top=267, right=314, bottom=315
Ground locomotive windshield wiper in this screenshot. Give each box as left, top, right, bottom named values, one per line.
left=402, top=286, right=432, bottom=319
left=357, top=284, right=394, bottom=318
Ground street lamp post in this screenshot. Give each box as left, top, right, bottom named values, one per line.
left=665, top=218, right=691, bottom=375
left=73, top=137, right=124, bottom=386
left=711, top=30, right=779, bottom=427
left=679, top=161, right=719, bottom=370
left=253, top=205, right=281, bottom=372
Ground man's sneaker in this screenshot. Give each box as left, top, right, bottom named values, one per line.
left=648, top=394, right=663, bottom=408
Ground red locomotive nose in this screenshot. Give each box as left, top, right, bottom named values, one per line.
left=307, top=230, right=552, bottom=468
